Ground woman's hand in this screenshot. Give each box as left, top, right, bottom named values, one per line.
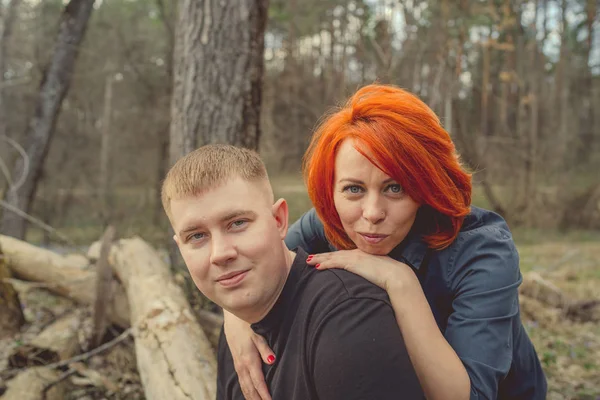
left=223, top=311, right=275, bottom=400
left=306, top=249, right=419, bottom=293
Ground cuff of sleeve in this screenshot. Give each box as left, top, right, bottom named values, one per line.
left=469, top=387, right=480, bottom=400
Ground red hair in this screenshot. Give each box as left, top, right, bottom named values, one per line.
left=303, top=84, right=472, bottom=251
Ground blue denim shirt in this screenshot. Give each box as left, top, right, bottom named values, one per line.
left=285, top=206, right=547, bottom=400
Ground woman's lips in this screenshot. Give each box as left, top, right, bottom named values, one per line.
left=359, top=233, right=389, bottom=244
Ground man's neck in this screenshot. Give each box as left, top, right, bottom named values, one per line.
left=238, top=247, right=297, bottom=324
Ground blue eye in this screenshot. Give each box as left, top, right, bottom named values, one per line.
left=387, top=184, right=403, bottom=194
left=230, top=220, right=247, bottom=229
left=343, top=185, right=363, bottom=194
left=188, top=232, right=205, bottom=242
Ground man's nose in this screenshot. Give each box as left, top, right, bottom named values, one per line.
left=362, top=194, right=386, bottom=224
left=210, top=234, right=237, bottom=266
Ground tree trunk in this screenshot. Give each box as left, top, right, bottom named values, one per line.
left=555, top=0, right=570, bottom=162
left=524, top=0, right=541, bottom=226
left=0, top=245, right=25, bottom=339
left=169, top=0, right=268, bottom=163
left=99, top=73, right=114, bottom=225
left=0, top=0, right=22, bottom=195
left=480, top=39, right=490, bottom=140
left=153, top=0, right=174, bottom=225
left=0, top=0, right=96, bottom=239
left=576, top=0, right=597, bottom=162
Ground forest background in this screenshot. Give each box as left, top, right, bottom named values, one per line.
left=0, top=0, right=599, bottom=399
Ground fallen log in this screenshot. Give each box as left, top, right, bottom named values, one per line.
left=2, top=312, right=82, bottom=400
left=1, top=368, right=65, bottom=400
left=0, top=245, right=25, bottom=339
left=520, top=271, right=600, bottom=322
left=30, top=311, right=83, bottom=361
left=2, top=235, right=223, bottom=349
left=110, top=237, right=216, bottom=400
left=520, top=272, right=566, bottom=308
left=0, top=234, right=129, bottom=328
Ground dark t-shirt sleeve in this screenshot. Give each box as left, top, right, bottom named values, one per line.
left=311, top=297, right=424, bottom=400
left=285, top=208, right=333, bottom=254
left=217, top=329, right=243, bottom=400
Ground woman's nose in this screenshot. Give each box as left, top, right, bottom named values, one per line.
left=362, top=195, right=386, bottom=224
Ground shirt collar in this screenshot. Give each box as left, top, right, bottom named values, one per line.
left=251, top=248, right=308, bottom=339
left=388, top=230, right=429, bottom=270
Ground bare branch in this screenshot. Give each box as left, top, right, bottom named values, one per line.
left=0, top=135, right=29, bottom=193
left=0, top=76, right=32, bottom=89
left=0, top=149, right=11, bottom=187
left=2, top=328, right=133, bottom=380
left=91, top=225, right=117, bottom=348
left=0, top=199, right=75, bottom=246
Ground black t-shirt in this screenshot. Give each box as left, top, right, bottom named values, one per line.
left=217, top=248, right=424, bottom=400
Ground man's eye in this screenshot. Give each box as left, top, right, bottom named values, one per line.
left=231, top=220, right=247, bottom=229
left=188, top=232, right=205, bottom=242
left=343, top=185, right=363, bottom=194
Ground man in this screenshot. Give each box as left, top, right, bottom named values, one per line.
left=162, top=144, right=423, bottom=400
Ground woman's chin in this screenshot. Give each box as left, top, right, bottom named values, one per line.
left=356, top=242, right=393, bottom=256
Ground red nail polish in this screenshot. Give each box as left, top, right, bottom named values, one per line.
left=307, top=255, right=313, bottom=262
left=267, top=355, right=275, bottom=364
left=315, top=263, right=320, bottom=269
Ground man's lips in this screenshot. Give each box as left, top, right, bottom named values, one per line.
left=358, top=233, right=389, bottom=244
left=216, top=270, right=250, bottom=287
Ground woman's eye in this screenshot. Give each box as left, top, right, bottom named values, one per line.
left=387, top=184, right=403, bottom=194
left=343, top=185, right=363, bottom=194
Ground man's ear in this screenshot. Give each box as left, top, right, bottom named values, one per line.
left=272, top=198, right=289, bottom=240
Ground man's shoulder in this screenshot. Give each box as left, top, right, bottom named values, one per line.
left=302, top=266, right=392, bottom=311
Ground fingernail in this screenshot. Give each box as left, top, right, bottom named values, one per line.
left=307, top=255, right=313, bottom=262
left=315, top=263, right=320, bottom=269
left=267, top=355, right=275, bottom=364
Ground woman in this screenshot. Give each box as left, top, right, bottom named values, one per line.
left=224, top=84, right=547, bottom=400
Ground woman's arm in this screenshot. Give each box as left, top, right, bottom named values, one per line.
left=388, top=276, right=471, bottom=400
left=222, top=310, right=274, bottom=400
left=308, top=250, right=470, bottom=400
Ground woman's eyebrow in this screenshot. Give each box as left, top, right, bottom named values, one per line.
left=337, top=178, right=364, bottom=184
left=337, top=178, right=397, bottom=184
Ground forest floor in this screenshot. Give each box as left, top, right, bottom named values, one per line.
left=517, top=240, right=600, bottom=399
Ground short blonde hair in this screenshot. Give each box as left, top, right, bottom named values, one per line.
left=161, top=144, right=269, bottom=219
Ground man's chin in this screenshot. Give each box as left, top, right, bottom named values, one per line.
left=219, top=298, right=258, bottom=320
